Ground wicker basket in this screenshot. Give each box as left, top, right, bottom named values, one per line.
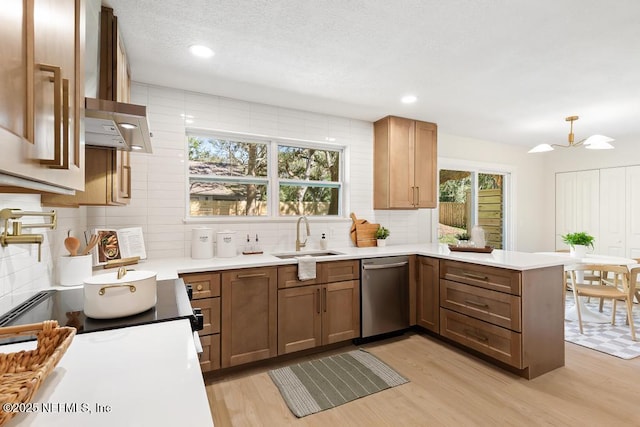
left=0, top=321, right=76, bottom=426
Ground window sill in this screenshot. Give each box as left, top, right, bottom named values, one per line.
left=183, top=216, right=351, bottom=224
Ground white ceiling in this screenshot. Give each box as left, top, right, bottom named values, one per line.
left=103, top=0, right=640, bottom=148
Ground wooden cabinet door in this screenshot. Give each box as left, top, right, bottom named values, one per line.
left=322, top=280, right=360, bottom=345
left=387, top=116, right=415, bottom=209
left=31, top=0, right=84, bottom=178
left=278, top=285, right=322, bottom=354
left=416, top=256, right=439, bottom=333
left=114, top=149, right=131, bottom=203
left=0, top=0, right=84, bottom=191
left=374, top=115, right=438, bottom=209
left=221, top=267, right=277, bottom=368
left=0, top=1, right=27, bottom=142
left=414, top=120, right=437, bottom=208
left=42, top=147, right=131, bottom=206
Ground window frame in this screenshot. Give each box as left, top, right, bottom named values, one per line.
left=433, top=157, right=516, bottom=250
left=185, top=129, right=346, bottom=221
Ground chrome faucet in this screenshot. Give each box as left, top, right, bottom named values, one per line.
left=295, top=216, right=310, bottom=251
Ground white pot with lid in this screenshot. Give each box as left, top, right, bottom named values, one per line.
left=84, top=269, right=157, bottom=319
left=217, top=230, right=237, bottom=258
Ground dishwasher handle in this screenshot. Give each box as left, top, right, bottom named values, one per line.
left=362, top=261, right=409, bottom=270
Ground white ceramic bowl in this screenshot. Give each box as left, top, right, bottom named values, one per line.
left=84, top=270, right=157, bottom=319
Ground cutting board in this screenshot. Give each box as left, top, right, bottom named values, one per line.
left=355, top=223, right=380, bottom=247
left=350, top=213, right=368, bottom=245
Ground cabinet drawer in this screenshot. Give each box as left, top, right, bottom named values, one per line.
left=440, top=279, right=521, bottom=331
left=277, top=265, right=322, bottom=289
left=198, top=334, right=221, bottom=372
left=191, top=297, right=220, bottom=336
left=180, top=272, right=221, bottom=299
left=320, top=260, right=360, bottom=283
left=440, top=260, right=521, bottom=295
left=440, top=308, right=522, bottom=368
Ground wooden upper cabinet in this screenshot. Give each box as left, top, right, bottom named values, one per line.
left=0, top=1, right=27, bottom=143
left=42, top=147, right=130, bottom=206
left=374, top=116, right=437, bottom=209
left=0, top=0, right=85, bottom=192
left=100, top=6, right=131, bottom=103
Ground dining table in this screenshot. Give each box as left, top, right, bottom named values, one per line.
left=535, top=252, right=638, bottom=323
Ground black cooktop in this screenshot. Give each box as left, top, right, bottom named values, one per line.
left=0, top=279, right=196, bottom=346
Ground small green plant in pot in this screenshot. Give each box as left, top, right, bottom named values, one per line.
left=455, top=232, right=471, bottom=247
left=455, top=232, right=470, bottom=241
left=561, top=231, right=594, bottom=257
left=376, top=226, right=390, bottom=247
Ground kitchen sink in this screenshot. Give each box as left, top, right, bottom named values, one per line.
left=273, top=250, right=344, bottom=259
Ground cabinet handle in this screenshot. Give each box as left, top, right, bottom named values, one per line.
left=415, top=186, right=420, bottom=206
left=463, top=329, right=489, bottom=342
left=323, top=287, right=327, bottom=312
left=123, top=164, right=132, bottom=198
left=196, top=284, right=204, bottom=291
left=237, top=272, right=267, bottom=279
left=411, top=186, right=416, bottom=206
left=462, top=272, right=489, bottom=281
left=316, top=288, right=321, bottom=314
left=59, top=78, right=70, bottom=169
left=464, top=299, right=489, bottom=309
left=38, top=64, right=64, bottom=168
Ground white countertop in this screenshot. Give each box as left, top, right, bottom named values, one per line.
left=132, top=243, right=566, bottom=281
left=4, top=319, right=213, bottom=427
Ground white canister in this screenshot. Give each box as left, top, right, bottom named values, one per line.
left=217, top=230, right=237, bottom=258
left=58, top=255, right=93, bottom=286
left=191, top=228, right=214, bottom=259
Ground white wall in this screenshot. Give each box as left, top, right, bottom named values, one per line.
left=436, top=133, right=552, bottom=252
left=538, top=135, right=640, bottom=254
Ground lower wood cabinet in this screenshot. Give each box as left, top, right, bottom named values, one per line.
left=180, top=272, right=221, bottom=373
left=221, top=267, right=277, bottom=368
left=416, top=256, right=439, bottom=333
left=437, top=259, right=564, bottom=379
left=278, top=261, right=360, bottom=355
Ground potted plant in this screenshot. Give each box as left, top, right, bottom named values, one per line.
left=561, top=231, right=595, bottom=258
left=376, top=226, right=390, bottom=247
left=455, top=232, right=471, bottom=247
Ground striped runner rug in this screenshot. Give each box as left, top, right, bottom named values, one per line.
left=268, top=349, right=408, bottom=418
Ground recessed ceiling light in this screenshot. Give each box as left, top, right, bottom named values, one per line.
left=189, top=44, right=214, bottom=58
left=401, top=95, right=417, bottom=104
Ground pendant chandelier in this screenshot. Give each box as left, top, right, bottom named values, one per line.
left=528, top=116, right=615, bottom=153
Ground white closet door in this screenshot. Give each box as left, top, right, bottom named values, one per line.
left=626, top=166, right=640, bottom=259
left=555, top=172, right=576, bottom=249
left=599, top=168, right=626, bottom=256
left=575, top=170, right=600, bottom=250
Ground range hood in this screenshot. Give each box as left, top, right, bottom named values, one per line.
left=84, top=97, right=153, bottom=153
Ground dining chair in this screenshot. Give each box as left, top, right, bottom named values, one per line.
left=634, top=259, right=640, bottom=303
left=567, top=264, right=636, bottom=341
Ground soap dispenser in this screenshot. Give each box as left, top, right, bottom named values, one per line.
left=320, top=233, right=328, bottom=250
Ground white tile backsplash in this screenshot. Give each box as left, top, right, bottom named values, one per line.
left=0, top=194, right=85, bottom=312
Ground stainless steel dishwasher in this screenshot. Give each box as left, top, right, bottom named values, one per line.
left=361, top=256, right=410, bottom=338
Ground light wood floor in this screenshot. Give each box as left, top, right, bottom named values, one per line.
left=205, top=331, right=640, bottom=426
